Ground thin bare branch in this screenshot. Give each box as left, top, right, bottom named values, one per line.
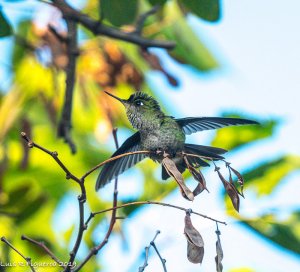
left=1, top=237, right=36, bottom=272
left=75, top=129, right=120, bottom=272
left=57, top=18, right=78, bottom=154
left=135, top=5, right=160, bottom=35
left=48, top=25, right=67, bottom=43
left=21, top=235, right=64, bottom=267
left=91, top=201, right=227, bottom=225
left=20, top=132, right=86, bottom=272
left=81, top=150, right=153, bottom=180
left=139, top=230, right=167, bottom=272
left=20, top=132, right=81, bottom=184
left=151, top=240, right=167, bottom=272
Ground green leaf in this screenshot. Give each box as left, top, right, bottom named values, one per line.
left=101, top=0, right=138, bottom=27
left=241, top=211, right=300, bottom=255
left=160, top=2, right=218, bottom=71
left=12, top=20, right=31, bottom=68
left=180, top=0, right=221, bottom=22
left=15, top=194, right=48, bottom=223
left=211, top=114, right=277, bottom=150
left=241, top=156, right=300, bottom=196
left=148, top=0, right=167, bottom=6
left=0, top=9, right=12, bottom=37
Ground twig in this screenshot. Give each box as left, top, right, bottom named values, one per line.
left=74, top=129, right=120, bottom=272
left=1, top=237, right=36, bottom=272
left=151, top=240, right=167, bottom=272
left=51, top=0, right=175, bottom=49
left=20, top=132, right=81, bottom=184
left=90, top=201, right=227, bottom=225
left=57, top=17, right=78, bottom=154
left=48, top=25, right=67, bottom=43
left=135, top=5, right=160, bottom=35
left=19, top=132, right=227, bottom=272
left=139, top=230, right=167, bottom=272
left=20, top=132, right=85, bottom=272
left=81, top=150, right=153, bottom=180
left=21, top=235, right=65, bottom=267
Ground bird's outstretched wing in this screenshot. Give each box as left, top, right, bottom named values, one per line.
left=96, top=132, right=146, bottom=190
left=176, top=117, right=259, bottom=135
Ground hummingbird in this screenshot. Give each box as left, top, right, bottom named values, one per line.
left=96, top=91, right=258, bottom=190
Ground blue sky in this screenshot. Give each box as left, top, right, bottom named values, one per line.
left=1, top=0, right=300, bottom=271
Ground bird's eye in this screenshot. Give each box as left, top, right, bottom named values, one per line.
left=135, top=100, right=144, bottom=106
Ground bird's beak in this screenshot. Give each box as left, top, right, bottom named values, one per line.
left=104, top=91, right=127, bottom=106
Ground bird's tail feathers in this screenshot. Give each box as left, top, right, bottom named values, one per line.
left=161, top=144, right=226, bottom=180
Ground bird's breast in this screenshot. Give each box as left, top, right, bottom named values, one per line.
left=140, top=123, right=185, bottom=155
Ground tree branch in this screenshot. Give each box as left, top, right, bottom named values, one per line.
left=139, top=230, right=167, bottom=272
left=21, top=235, right=65, bottom=267
left=19, top=132, right=227, bottom=272
left=20, top=132, right=81, bottom=184
left=74, top=128, right=120, bottom=272
left=1, top=237, right=36, bottom=272
left=20, top=132, right=86, bottom=272
left=51, top=0, right=175, bottom=49
left=90, top=201, right=227, bottom=225
left=57, top=17, right=78, bottom=154
left=135, top=5, right=160, bottom=35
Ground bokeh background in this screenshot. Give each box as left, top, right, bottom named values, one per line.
left=0, top=0, right=299, bottom=271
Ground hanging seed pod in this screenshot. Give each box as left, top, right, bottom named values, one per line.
left=162, top=157, right=194, bottom=201
left=184, top=213, right=204, bottom=264
left=215, top=167, right=240, bottom=212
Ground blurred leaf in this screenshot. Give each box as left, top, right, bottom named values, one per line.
left=211, top=114, right=277, bottom=150
left=148, top=0, right=167, bottom=6
left=101, top=0, right=138, bottom=27
left=229, top=269, right=256, bottom=272
left=242, top=156, right=300, bottom=196
left=241, top=211, right=300, bottom=255
left=160, top=2, right=218, bottom=71
left=0, top=9, right=12, bottom=37
left=63, top=224, right=75, bottom=244
left=1, top=184, right=31, bottom=208
left=184, top=213, right=204, bottom=264
left=0, top=88, right=25, bottom=142
left=180, top=0, right=221, bottom=22
left=15, top=194, right=48, bottom=224
left=12, top=20, right=31, bottom=68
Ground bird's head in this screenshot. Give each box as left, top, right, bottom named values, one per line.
left=104, top=91, right=163, bottom=130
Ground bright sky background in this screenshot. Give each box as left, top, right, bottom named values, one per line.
left=1, top=0, right=300, bottom=271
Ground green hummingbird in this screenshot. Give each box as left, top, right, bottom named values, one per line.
left=96, top=91, right=258, bottom=190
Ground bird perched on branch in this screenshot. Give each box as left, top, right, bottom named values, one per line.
left=96, top=91, right=258, bottom=191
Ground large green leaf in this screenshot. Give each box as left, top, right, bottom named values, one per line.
left=101, top=0, right=138, bottom=26
left=0, top=9, right=12, bottom=37
left=211, top=114, right=277, bottom=150
left=159, top=2, right=218, bottom=71
left=180, top=0, right=221, bottom=22
left=241, top=211, right=300, bottom=255
left=241, top=156, right=300, bottom=196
